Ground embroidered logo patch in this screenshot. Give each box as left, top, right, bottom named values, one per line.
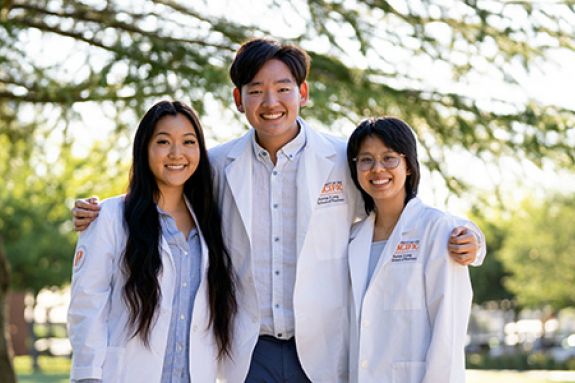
left=392, top=240, right=420, bottom=262
left=73, top=246, right=86, bottom=271
left=317, top=181, right=345, bottom=206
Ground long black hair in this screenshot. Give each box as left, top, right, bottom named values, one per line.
left=347, top=117, right=421, bottom=214
left=123, top=100, right=236, bottom=357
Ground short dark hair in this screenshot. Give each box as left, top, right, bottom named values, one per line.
left=347, top=117, right=421, bottom=214
left=229, top=38, right=310, bottom=88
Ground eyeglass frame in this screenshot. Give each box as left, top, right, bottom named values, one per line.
left=352, top=153, right=406, bottom=171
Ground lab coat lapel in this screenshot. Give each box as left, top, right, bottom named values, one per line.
left=186, top=200, right=209, bottom=273
left=349, top=213, right=375, bottom=322
left=369, top=198, right=423, bottom=283
left=296, top=123, right=336, bottom=255
left=224, top=131, right=254, bottom=245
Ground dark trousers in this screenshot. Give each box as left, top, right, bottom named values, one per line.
left=245, top=335, right=312, bottom=383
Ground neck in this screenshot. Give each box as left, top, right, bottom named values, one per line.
left=255, top=124, right=300, bottom=164
left=156, top=186, right=186, bottom=213
left=373, top=196, right=406, bottom=241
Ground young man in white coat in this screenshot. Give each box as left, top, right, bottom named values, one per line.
left=72, top=38, right=485, bottom=382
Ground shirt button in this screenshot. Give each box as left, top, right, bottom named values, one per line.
left=274, top=237, right=280, bottom=242
left=184, top=251, right=188, bottom=256
left=275, top=304, right=280, bottom=309
left=273, top=203, right=279, bottom=209
left=274, top=270, right=280, bottom=276
left=361, top=360, right=368, bottom=369
left=277, top=333, right=283, bottom=338
left=182, top=282, right=188, bottom=287
left=272, top=170, right=278, bottom=176
left=176, top=343, right=183, bottom=352
left=180, top=314, right=185, bottom=320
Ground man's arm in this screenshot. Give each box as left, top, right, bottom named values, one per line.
left=448, top=223, right=485, bottom=267
left=72, top=197, right=100, bottom=232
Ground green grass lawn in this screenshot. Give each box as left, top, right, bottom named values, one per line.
left=13, top=356, right=575, bottom=383
left=15, top=356, right=70, bottom=383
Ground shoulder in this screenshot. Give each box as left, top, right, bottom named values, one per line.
left=419, top=204, right=456, bottom=233
left=307, top=127, right=347, bottom=152
left=77, top=195, right=126, bottom=249
left=98, top=195, right=126, bottom=219
left=208, top=132, right=251, bottom=163
left=82, top=195, right=125, bottom=234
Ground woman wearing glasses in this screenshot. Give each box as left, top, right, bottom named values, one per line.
left=346, top=117, right=474, bottom=383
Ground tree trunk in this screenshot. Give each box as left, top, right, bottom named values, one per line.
left=0, top=236, right=16, bottom=383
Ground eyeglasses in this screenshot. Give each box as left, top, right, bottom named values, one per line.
left=353, top=154, right=405, bottom=171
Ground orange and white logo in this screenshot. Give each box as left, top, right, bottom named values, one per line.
left=392, top=240, right=420, bottom=262
left=73, top=247, right=86, bottom=270
left=317, top=180, right=345, bottom=206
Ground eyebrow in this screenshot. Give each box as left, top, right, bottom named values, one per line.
left=154, top=131, right=197, bottom=137
left=247, top=78, right=294, bottom=87
left=357, top=150, right=396, bottom=156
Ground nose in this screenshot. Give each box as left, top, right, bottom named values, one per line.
left=262, top=91, right=278, bottom=107
left=169, top=143, right=182, bottom=157
left=371, top=159, right=386, bottom=171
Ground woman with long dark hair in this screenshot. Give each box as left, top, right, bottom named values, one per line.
left=68, top=100, right=236, bottom=382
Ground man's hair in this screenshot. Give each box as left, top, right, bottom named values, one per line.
left=230, top=38, right=310, bottom=88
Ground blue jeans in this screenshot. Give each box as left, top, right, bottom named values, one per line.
left=245, top=335, right=312, bottom=383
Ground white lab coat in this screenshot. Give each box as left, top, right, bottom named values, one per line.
left=209, top=119, right=362, bottom=383
left=348, top=197, right=473, bottom=383
left=67, top=196, right=219, bottom=383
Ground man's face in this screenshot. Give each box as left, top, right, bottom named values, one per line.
left=233, top=59, right=308, bottom=150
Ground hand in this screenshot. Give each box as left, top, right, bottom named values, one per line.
left=72, top=197, right=100, bottom=232
left=448, top=226, right=478, bottom=266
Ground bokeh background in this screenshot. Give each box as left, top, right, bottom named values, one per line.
left=1, top=0, right=575, bottom=382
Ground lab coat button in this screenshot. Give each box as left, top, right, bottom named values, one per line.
left=362, top=320, right=370, bottom=328
left=361, top=360, right=368, bottom=369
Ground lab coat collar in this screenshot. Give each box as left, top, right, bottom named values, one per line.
left=224, top=131, right=255, bottom=245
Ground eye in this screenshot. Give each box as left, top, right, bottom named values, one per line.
left=156, top=139, right=169, bottom=145
left=383, top=156, right=396, bottom=162
left=279, top=87, right=291, bottom=93
left=358, top=157, right=374, bottom=165
left=248, top=89, right=262, bottom=95
left=184, top=139, right=197, bottom=145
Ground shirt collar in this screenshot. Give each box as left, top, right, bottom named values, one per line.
left=251, top=120, right=307, bottom=162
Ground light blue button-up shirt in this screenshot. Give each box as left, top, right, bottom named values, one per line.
left=251, top=125, right=306, bottom=339
left=159, top=209, right=202, bottom=383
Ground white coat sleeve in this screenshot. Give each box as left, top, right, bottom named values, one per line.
left=67, top=203, right=119, bottom=381
left=422, top=215, right=473, bottom=383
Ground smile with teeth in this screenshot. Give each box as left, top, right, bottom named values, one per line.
left=261, top=112, right=285, bottom=120
left=371, top=179, right=391, bottom=186
left=165, top=164, right=187, bottom=170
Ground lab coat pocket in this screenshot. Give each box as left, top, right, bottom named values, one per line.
left=392, top=361, right=425, bottom=383
left=102, top=346, right=125, bottom=382
left=381, top=263, right=424, bottom=310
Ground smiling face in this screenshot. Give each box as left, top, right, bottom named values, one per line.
left=355, top=135, right=410, bottom=211
left=147, top=113, right=200, bottom=195
left=233, top=59, right=309, bottom=151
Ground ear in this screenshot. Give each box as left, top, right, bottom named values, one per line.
left=233, top=88, right=244, bottom=113
left=298, top=81, right=309, bottom=107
